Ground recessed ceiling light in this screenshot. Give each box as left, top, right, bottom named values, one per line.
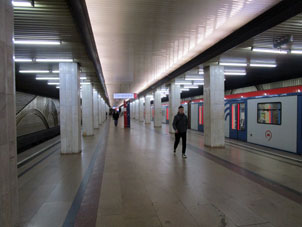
left=291, top=50, right=302, bottom=54
left=36, top=77, right=59, bottom=80
left=12, top=1, right=32, bottom=7
left=36, top=59, right=73, bottom=63
left=14, top=40, right=60, bottom=45
left=184, top=85, right=199, bottom=89
left=224, top=72, right=246, bottom=76
left=19, top=70, right=50, bottom=73
left=219, top=62, right=247, bottom=67
left=252, top=47, right=287, bottom=54
left=14, top=58, right=33, bottom=62
left=250, top=63, right=277, bottom=67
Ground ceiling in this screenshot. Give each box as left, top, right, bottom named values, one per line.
left=86, top=0, right=281, bottom=106
left=177, top=12, right=302, bottom=98
left=14, top=0, right=107, bottom=100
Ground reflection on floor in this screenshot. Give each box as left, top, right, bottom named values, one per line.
left=18, top=119, right=302, bottom=227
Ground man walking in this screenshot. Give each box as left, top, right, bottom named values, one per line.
left=172, top=106, right=188, bottom=158
left=112, top=110, right=119, bottom=127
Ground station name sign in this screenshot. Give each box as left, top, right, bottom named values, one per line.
left=113, top=93, right=136, bottom=99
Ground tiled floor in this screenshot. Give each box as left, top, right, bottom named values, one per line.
left=18, top=119, right=302, bottom=227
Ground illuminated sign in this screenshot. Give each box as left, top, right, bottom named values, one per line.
left=113, top=93, right=135, bottom=99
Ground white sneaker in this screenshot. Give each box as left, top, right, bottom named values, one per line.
left=182, top=154, right=187, bottom=159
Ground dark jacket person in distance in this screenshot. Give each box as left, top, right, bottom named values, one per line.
left=172, top=106, right=188, bottom=158
left=112, top=110, right=119, bottom=127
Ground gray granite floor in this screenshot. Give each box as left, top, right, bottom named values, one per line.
left=96, top=120, right=302, bottom=227
left=18, top=119, right=302, bottom=227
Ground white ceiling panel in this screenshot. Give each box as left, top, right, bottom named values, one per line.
left=86, top=0, right=281, bottom=106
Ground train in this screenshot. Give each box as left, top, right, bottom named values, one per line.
left=150, top=86, right=302, bottom=155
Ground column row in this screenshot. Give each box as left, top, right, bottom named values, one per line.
left=130, top=65, right=225, bottom=147
left=59, top=63, right=109, bottom=154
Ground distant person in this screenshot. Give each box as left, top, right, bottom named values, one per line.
left=106, top=112, right=108, bottom=119
left=112, top=110, right=119, bottom=127
left=172, top=106, right=188, bottom=158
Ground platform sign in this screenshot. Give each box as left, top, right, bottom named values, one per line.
left=114, top=93, right=135, bottom=99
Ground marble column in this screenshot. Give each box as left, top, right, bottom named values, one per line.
left=60, top=63, right=81, bottom=153
left=139, top=98, right=144, bottom=122
left=135, top=100, right=139, bottom=120
left=169, top=83, right=180, bottom=133
left=204, top=65, right=225, bottom=147
left=0, top=1, right=18, bottom=226
left=154, top=90, right=162, bottom=128
left=93, top=90, right=99, bottom=129
left=101, top=99, right=105, bottom=123
left=98, top=95, right=102, bottom=125
left=82, top=83, right=94, bottom=136
left=145, top=96, right=151, bottom=124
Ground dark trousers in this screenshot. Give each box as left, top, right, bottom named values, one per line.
left=174, top=132, right=186, bottom=154
left=114, top=119, right=118, bottom=126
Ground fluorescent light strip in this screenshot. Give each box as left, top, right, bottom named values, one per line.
left=14, top=40, right=60, bottom=45
left=193, top=82, right=204, bottom=85
left=185, top=77, right=204, bottom=81
left=181, top=88, right=189, bottom=91
left=250, top=63, right=276, bottom=68
left=81, top=82, right=90, bottom=85
left=175, top=81, right=192, bottom=85
left=56, top=86, right=60, bottom=89
left=14, top=58, right=32, bottom=62
left=219, top=62, right=247, bottom=67
left=19, top=70, right=50, bottom=73
left=36, top=77, right=59, bottom=80
left=36, top=59, right=73, bottom=62
left=52, top=70, right=59, bottom=73
left=224, top=72, right=246, bottom=75
left=291, top=50, right=302, bottom=54
left=48, top=82, right=60, bottom=85
left=252, top=48, right=287, bottom=54
left=80, top=77, right=87, bottom=80
left=12, top=1, right=32, bottom=7
left=184, top=85, right=199, bottom=89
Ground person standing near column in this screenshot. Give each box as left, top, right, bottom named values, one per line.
left=172, top=106, right=188, bottom=158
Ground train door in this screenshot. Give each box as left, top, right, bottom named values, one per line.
left=229, top=100, right=247, bottom=141
left=197, top=103, right=204, bottom=132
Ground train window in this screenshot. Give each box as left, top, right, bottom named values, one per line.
left=257, top=102, right=281, bottom=125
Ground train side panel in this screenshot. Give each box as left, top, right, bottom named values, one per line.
left=247, top=96, right=297, bottom=153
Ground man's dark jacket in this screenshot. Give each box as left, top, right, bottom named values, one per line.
left=113, top=112, right=119, bottom=120
left=172, top=113, right=188, bottom=133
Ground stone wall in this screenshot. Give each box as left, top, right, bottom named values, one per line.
left=16, top=92, right=60, bottom=137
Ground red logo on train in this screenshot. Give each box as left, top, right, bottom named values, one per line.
left=265, top=130, right=272, bottom=141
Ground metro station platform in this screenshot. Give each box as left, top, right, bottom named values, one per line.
left=18, top=119, right=302, bottom=227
